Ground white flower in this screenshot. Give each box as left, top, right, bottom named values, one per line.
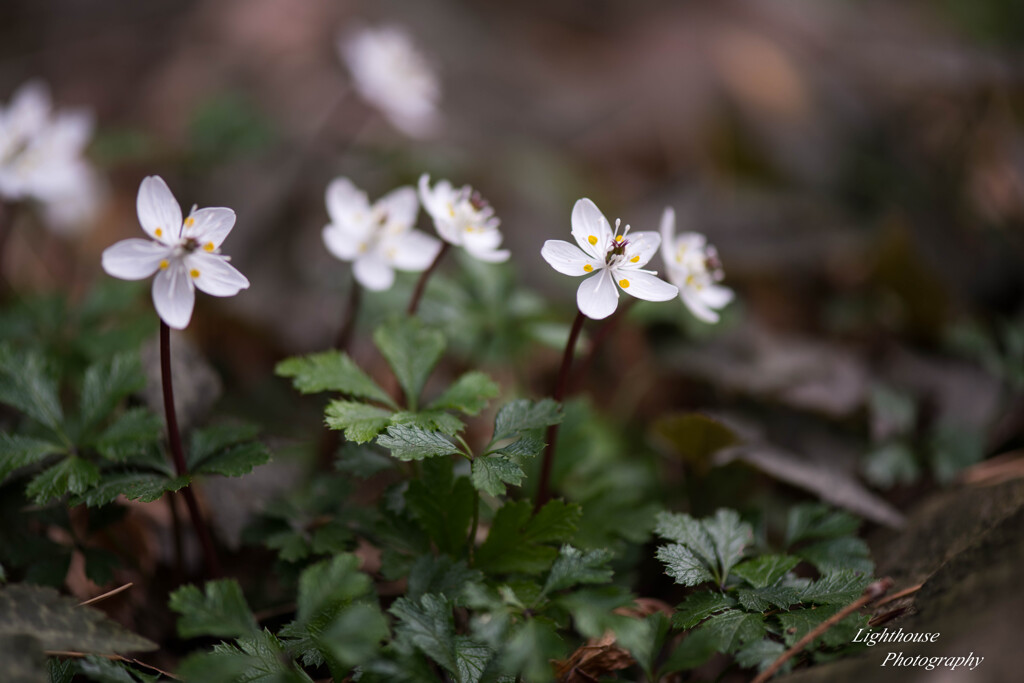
left=659, top=207, right=733, bottom=323
left=101, top=176, right=249, bottom=329
left=0, top=81, right=100, bottom=233
left=321, top=177, right=441, bottom=291
left=541, top=198, right=678, bottom=320
left=418, top=174, right=509, bottom=263
left=340, top=26, right=440, bottom=138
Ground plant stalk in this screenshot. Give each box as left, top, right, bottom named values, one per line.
left=335, top=274, right=362, bottom=350
left=535, top=310, right=586, bottom=511
left=407, top=242, right=450, bottom=316
left=160, top=321, right=221, bottom=578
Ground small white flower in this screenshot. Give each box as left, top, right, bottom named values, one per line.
left=418, top=174, right=509, bottom=263
left=541, top=198, right=678, bottom=320
left=321, top=177, right=441, bottom=291
left=340, top=26, right=440, bottom=138
left=102, top=176, right=249, bottom=329
left=0, top=81, right=100, bottom=233
left=659, top=207, right=733, bottom=323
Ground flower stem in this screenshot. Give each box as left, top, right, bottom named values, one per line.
left=160, top=321, right=222, bottom=578
left=535, top=310, right=586, bottom=512
left=407, top=242, right=450, bottom=316
left=570, top=298, right=635, bottom=389
left=335, top=274, right=362, bottom=350
left=468, top=491, right=480, bottom=563
left=0, top=199, right=13, bottom=296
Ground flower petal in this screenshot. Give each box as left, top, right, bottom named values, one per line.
left=571, top=198, right=612, bottom=259
left=152, top=262, right=195, bottom=329
left=702, top=284, right=734, bottom=309
left=616, top=270, right=678, bottom=303
left=659, top=207, right=675, bottom=263
left=577, top=269, right=618, bottom=320
left=185, top=252, right=250, bottom=297
left=322, top=224, right=363, bottom=262
left=681, top=288, right=720, bottom=323
left=186, top=207, right=236, bottom=249
left=464, top=239, right=509, bottom=263
left=385, top=230, right=441, bottom=271
left=137, top=176, right=182, bottom=244
left=541, top=239, right=600, bottom=276
left=326, top=177, right=370, bottom=226
left=377, top=185, right=419, bottom=228
left=102, top=239, right=171, bottom=280
left=353, top=254, right=396, bottom=291
left=620, top=231, right=661, bottom=269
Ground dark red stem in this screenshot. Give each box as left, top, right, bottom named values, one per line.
left=335, top=275, right=362, bottom=350
left=160, top=321, right=221, bottom=578
left=407, top=242, right=450, bottom=316
left=535, top=310, right=586, bottom=511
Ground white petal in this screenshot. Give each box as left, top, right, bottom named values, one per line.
left=620, top=231, right=661, bottom=269
left=102, top=239, right=171, bottom=280
left=377, top=186, right=419, bottom=228
left=7, top=81, right=50, bottom=140
left=386, top=230, right=441, bottom=271
left=659, top=207, right=676, bottom=264
left=322, top=224, right=362, bottom=261
left=137, top=176, right=182, bottom=244
left=616, top=270, right=678, bottom=302
left=463, top=226, right=502, bottom=252
left=186, top=252, right=250, bottom=297
left=464, top=243, right=509, bottom=263
left=186, top=207, right=235, bottom=248
left=418, top=174, right=450, bottom=221
left=353, top=254, right=396, bottom=291
left=541, top=240, right=600, bottom=276
left=577, top=269, right=618, bottom=320
left=681, top=288, right=720, bottom=323
left=326, top=177, right=369, bottom=225
left=702, top=284, right=734, bottom=308
left=152, top=262, right=195, bottom=329
left=571, top=198, right=612, bottom=259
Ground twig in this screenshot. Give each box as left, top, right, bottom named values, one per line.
left=407, top=242, right=450, bottom=316
left=79, top=583, right=134, bottom=607
left=750, top=577, right=893, bottom=683
left=873, top=583, right=922, bottom=608
left=45, top=651, right=180, bottom=680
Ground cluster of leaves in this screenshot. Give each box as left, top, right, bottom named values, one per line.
left=652, top=505, right=874, bottom=678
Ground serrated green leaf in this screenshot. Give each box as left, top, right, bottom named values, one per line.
left=79, top=353, right=144, bottom=433
left=736, top=586, right=803, bottom=612
left=193, top=442, right=271, bottom=477
left=389, top=409, right=465, bottom=436
left=492, top=434, right=545, bottom=458
left=25, top=457, right=100, bottom=504
left=558, top=587, right=652, bottom=660
left=475, top=500, right=580, bottom=575
left=0, top=347, right=64, bottom=433
left=524, top=499, right=581, bottom=545
left=187, top=422, right=261, bottom=470
left=703, top=509, right=753, bottom=585
left=315, top=602, right=390, bottom=670
left=797, top=537, right=874, bottom=575
left=177, top=629, right=312, bottom=683
left=168, top=580, right=257, bottom=639
left=799, top=570, right=870, bottom=606
left=295, top=554, right=371, bottom=626
left=785, top=504, right=861, bottom=547
left=377, top=424, right=461, bottom=461
left=428, top=371, right=500, bottom=416
left=0, top=434, right=63, bottom=482
left=390, top=594, right=458, bottom=676
left=0, top=634, right=46, bottom=683
left=470, top=456, right=524, bottom=497
left=0, top=584, right=156, bottom=653
left=732, top=555, right=801, bottom=589
left=777, top=606, right=841, bottom=647
left=74, top=655, right=153, bottom=683
left=94, top=408, right=162, bottom=462
left=671, top=591, right=737, bottom=629
left=407, top=556, right=484, bottom=601
left=662, top=625, right=720, bottom=673
left=501, top=618, right=564, bottom=683
left=324, top=401, right=393, bottom=443
left=735, top=638, right=786, bottom=673
left=656, top=543, right=716, bottom=587
left=71, top=473, right=189, bottom=507
left=373, top=318, right=446, bottom=409
left=405, top=469, right=476, bottom=556
left=492, top=399, right=561, bottom=441
left=454, top=636, right=493, bottom=683
left=654, top=512, right=718, bottom=575
left=698, top=609, right=766, bottom=653
left=276, top=351, right=395, bottom=407
left=542, top=545, right=614, bottom=595
left=864, top=442, right=920, bottom=488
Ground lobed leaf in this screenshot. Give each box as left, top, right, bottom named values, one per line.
left=0, top=347, right=64, bottom=433
left=672, top=591, right=737, bottom=630
left=542, top=545, right=614, bottom=595
left=377, top=424, right=461, bottom=461
left=470, top=456, right=525, bottom=497
left=0, top=434, right=64, bottom=483
left=276, top=351, right=394, bottom=406
left=428, top=371, right=500, bottom=416
left=26, top=457, right=100, bottom=504
left=732, top=555, right=801, bottom=589
left=71, top=473, right=190, bottom=507
left=655, top=544, right=715, bottom=587
left=79, top=353, right=144, bottom=433
left=168, top=580, right=258, bottom=639
left=373, top=318, right=446, bottom=409
left=492, top=399, right=561, bottom=441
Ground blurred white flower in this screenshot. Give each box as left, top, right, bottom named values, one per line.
left=0, top=81, right=101, bottom=233
left=322, top=177, right=441, bottom=291
left=340, top=26, right=440, bottom=138
left=419, top=174, right=509, bottom=263
left=541, top=198, right=678, bottom=320
left=102, top=176, right=249, bottom=329
left=659, top=207, right=733, bottom=323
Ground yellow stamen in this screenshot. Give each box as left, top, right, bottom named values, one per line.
left=190, top=269, right=200, bottom=278
left=615, top=235, right=623, bottom=242
left=155, top=228, right=163, bottom=238
left=159, top=260, right=169, bottom=270
left=583, top=264, right=593, bottom=273
left=588, top=235, right=598, bottom=245
left=619, top=278, right=630, bottom=288
left=204, top=242, right=215, bottom=252
left=686, top=274, right=695, bottom=286
left=630, top=256, right=639, bottom=263
left=448, top=204, right=456, bottom=218
left=184, top=217, right=195, bottom=228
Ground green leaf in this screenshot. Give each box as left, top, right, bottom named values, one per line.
left=71, top=473, right=189, bottom=506
left=785, top=504, right=860, bottom=547
left=501, top=618, right=563, bottom=683
left=735, top=638, right=786, bottom=673
left=377, top=424, right=461, bottom=461
left=777, top=606, right=840, bottom=647
left=454, top=636, right=493, bottom=683
left=428, top=371, right=500, bottom=416
left=492, top=399, right=561, bottom=441
left=796, top=537, right=874, bottom=575
left=94, top=408, right=162, bottom=462
left=276, top=351, right=395, bottom=406
left=930, top=424, right=985, bottom=483
left=542, top=545, right=614, bottom=595
left=736, top=586, right=803, bottom=612
left=79, top=353, right=144, bottom=432
left=73, top=655, right=154, bottom=683
left=405, top=474, right=476, bottom=556
left=193, top=442, right=271, bottom=477
left=0, top=434, right=63, bottom=482
left=407, top=556, right=483, bottom=601
left=188, top=423, right=261, bottom=469
left=373, top=318, right=446, bottom=409
left=295, top=554, right=371, bottom=626
left=662, top=626, right=719, bottom=672
left=390, top=410, right=465, bottom=436
left=470, top=456, right=525, bottom=497
left=0, top=347, right=64, bottom=433
left=652, top=413, right=740, bottom=468
left=732, top=555, right=801, bottom=589
left=475, top=500, right=581, bottom=575
left=390, top=594, right=458, bottom=676
left=864, top=442, right=920, bottom=488
left=672, top=592, right=737, bottom=629
left=697, top=609, right=766, bottom=653
left=525, top=499, right=582, bottom=544
left=654, top=511, right=718, bottom=576
left=702, top=508, right=753, bottom=585
left=168, top=580, right=258, bottom=639
left=799, top=570, right=870, bottom=606
left=177, top=630, right=312, bottom=683
left=324, top=401, right=393, bottom=443
left=0, top=584, right=155, bottom=653
left=315, top=602, right=390, bottom=670
left=491, top=434, right=545, bottom=458
left=25, top=457, right=100, bottom=504
left=656, top=544, right=716, bottom=587
left=0, top=634, right=46, bottom=683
